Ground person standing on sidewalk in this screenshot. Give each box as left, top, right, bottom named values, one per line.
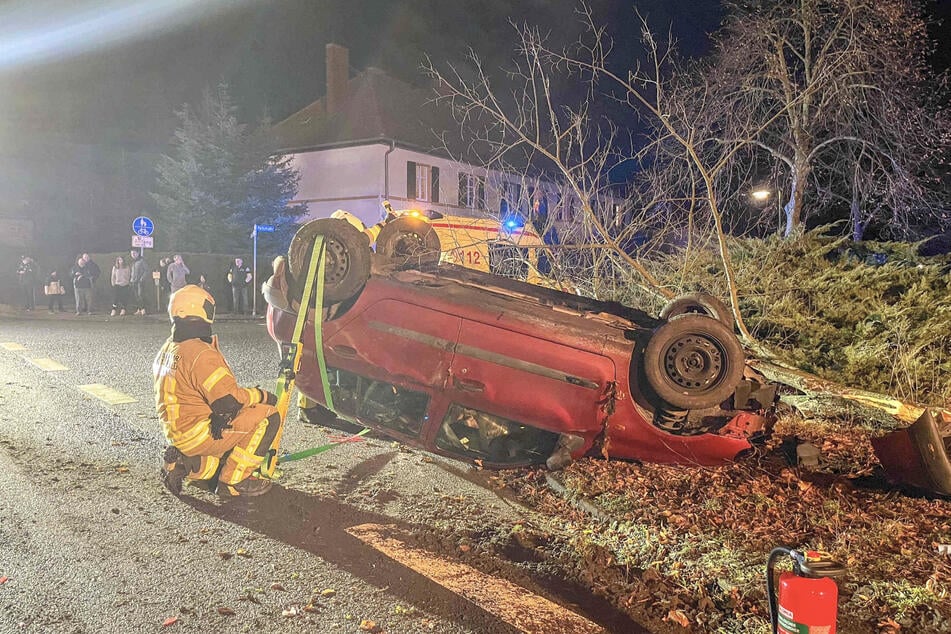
left=16, top=255, right=37, bottom=311
left=81, top=253, right=101, bottom=313
left=71, top=256, right=93, bottom=315
left=111, top=255, right=132, bottom=316
left=166, top=254, right=190, bottom=293
left=44, top=270, right=66, bottom=313
left=129, top=249, right=148, bottom=315
left=226, top=257, right=252, bottom=314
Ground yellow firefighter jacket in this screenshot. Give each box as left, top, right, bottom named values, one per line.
left=153, top=336, right=269, bottom=452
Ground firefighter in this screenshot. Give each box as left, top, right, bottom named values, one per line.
left=154, top=284, right=281, bottom=497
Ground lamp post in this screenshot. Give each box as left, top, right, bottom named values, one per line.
left=751, top=187, right=772, bottom=202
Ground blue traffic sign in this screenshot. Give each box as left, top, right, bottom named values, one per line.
left=133, top=216, right=154, bottom=236
left=255, top=224, right=276, bottom=233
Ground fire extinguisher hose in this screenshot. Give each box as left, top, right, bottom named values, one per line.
left=767, top=546, right=794, bottom=634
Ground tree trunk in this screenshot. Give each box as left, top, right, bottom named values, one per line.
left=783, top=161, right=809, bottom=237
left=850, top=197, right=865, bottom=242
left=748, top=358, right=948, bottom=426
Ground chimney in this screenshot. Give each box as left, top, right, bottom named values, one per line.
left=325, top=43, right=349, bottom=115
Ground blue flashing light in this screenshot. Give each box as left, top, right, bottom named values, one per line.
left=504, top=219, right=520, bottom=230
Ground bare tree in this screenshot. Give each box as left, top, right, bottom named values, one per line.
left=708, top=0, right=949, bottom=238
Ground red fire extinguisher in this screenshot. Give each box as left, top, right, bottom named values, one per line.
left=767, top=547, right=847, bottom=634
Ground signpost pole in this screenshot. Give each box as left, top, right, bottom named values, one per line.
left=252, top=226, right=258, bottom=317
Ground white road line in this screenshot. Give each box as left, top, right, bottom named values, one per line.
left=347, top=523, right=605, bottom=634
left=77, top=384, right=137, bottom=405
left=27, top=357, right=69, bottom=371
left=0, top=342, right=27, bottom=351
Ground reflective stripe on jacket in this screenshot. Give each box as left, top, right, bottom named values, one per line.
left=153, top=336, right=268, bottom=448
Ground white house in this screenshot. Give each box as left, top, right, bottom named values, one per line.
left=272, top=44, right=574, bottom=231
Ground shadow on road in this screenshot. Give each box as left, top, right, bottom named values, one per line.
left=178, top=454, right=650, bottom=633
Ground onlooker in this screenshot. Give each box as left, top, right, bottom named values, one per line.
left=227, top=257, right=252, bottom=314
left=197, top=272, right=213, bottom=294
left=129, top=249, right=148, bottom=315
left=159, top=257, right=171, bottom=308
left=81, top=253, right=101, bottom=313
left=111, top=255, right=132, bottom=316
left=71, top=256, right=93, bottom=315
left=166, top=254, right=190, bottom=293
left=45, top=270, right=66, bottom=313
left=16, top=255, right=37, bottom=311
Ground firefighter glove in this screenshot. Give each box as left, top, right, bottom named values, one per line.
left=254, top=386, right=278, bottom=406
left=209, top=412, right=234, bottom=440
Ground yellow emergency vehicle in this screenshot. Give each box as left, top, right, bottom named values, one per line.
left=332, top=203, right=565, bottom=289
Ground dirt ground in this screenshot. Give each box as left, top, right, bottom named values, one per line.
left=459, top=414, right=951, bottom=634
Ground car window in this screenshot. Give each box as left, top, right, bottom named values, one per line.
left=434, top=403, right=560, bottom=464
left=326, top=367, right=429, bottom=437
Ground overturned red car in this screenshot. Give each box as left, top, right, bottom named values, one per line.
left=265, top=218, right=775, bottom=469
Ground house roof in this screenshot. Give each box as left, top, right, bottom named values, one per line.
left=272, top=68, right=461, bottom=156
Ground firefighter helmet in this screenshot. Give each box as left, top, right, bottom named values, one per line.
left=168, top=285, right=216, bottom=324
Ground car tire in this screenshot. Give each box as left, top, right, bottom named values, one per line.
left=643, top=314, right=745, bottom=410
left=287, top=218, right=371, bottom=305
left=375, top=217, right=442, bottom=268
left=660, top=293, right=733, bottom=328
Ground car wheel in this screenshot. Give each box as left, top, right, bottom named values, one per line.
left=643, top=314, right=745, bottom=410
left=375, top=217, right=442, bottom=268
left=660, top=292, right=733, bottom=328
left=287, top=218, right=371, bottom=305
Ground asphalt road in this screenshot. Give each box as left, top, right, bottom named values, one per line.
left=0, top=313, right=640, bottom=634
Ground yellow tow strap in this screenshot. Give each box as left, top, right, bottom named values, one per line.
left=260, top=235, right=331, bottom=478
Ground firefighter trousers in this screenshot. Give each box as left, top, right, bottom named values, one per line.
left=176, top=404, right=282, bottom=486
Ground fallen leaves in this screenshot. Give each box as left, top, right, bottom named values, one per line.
left=217, top=607, right=235, bottom=616
left=161, top=616, right=178, bottom=627
left=665, top=609, right=690, bottom=628
left=359, top=619, right=382, bottom=633
left=0, top=576, right=8, bottom=585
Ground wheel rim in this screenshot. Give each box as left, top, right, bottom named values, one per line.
left=662, top=334, right=727, bottom=394
left=323, top=238, right=351, bottom=285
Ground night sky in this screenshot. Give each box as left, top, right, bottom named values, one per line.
left=0, top=0, right=726, bottom=149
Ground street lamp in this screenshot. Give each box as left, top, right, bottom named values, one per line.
left=751, top=187, right=772, bottom=202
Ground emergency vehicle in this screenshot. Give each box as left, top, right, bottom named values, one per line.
left=330, top=203, right=567, bottom=289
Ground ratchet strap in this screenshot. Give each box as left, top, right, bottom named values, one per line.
left=261, top=234, right=341, bottom=478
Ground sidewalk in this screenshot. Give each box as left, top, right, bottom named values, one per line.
left=0, top=304, right=265, bottom=322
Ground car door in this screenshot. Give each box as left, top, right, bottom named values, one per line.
left=446, top=316, right=616, bottom=440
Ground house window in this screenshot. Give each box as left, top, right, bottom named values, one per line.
left=458, top=173, right=485, bottom=209
left=407, top=161, right=439, bottom=203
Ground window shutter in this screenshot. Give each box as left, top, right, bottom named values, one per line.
left=407, top=161, right=417, bottom=199
left=477, top=180, right=485, bottom=210
left=431, top=167, right=440, bottom=203
left=458, top=173, right=467, bottom=206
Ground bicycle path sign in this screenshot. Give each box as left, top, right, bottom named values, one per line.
left=133, top=216, right=154, bottom=237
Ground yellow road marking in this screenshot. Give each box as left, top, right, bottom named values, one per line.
left=0, top=342, right=26, bottom=351
left=78, top=384, right=137, bottom=405
left=347, top=523, right=605, bottom=634
left=28, top=357, right=68, bottom=371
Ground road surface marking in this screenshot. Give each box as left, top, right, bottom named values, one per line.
left=0, top=342, right=26, bottom=351
left=346, top=523, right=605, bottom=634
left=28, top=357, right=69, bottom=371
left=78, top=384, right=137, bottom=405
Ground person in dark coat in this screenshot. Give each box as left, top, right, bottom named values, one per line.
left=226, top=257, right=252, bottom=314
left=71, top=256, right=93, bottom=315
left=16, top=255, right=37, bottom=311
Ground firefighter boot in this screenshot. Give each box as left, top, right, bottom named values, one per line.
left=160, top=446, right=201, bottom=495
left=218, top=476, right=273, bottom=498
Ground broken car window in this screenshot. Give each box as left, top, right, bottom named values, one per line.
left=435, top=403, right=560, bottom=464
left=326, top=367, right=429, bottom=437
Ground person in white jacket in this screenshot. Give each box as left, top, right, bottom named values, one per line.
left=111, top=255, right=132, bottom=316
